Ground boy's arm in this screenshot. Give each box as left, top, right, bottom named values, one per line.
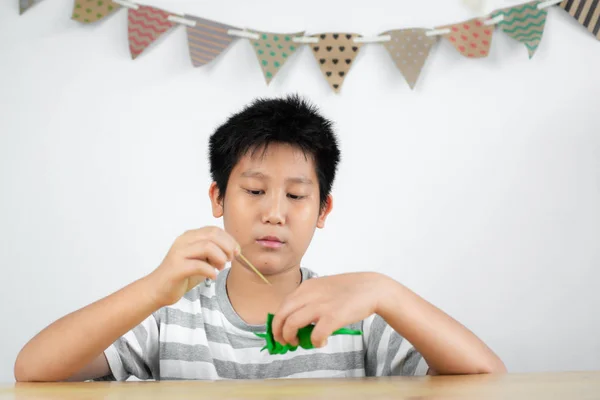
left=272, top=272, right=506, bottom=376
left=14, top=227, right=239, bottom=382
left=375, top=276, right=507, bottom=375
left=14, top=276, right=159, bottom=382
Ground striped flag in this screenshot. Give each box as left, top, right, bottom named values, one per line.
left=128, top=6, right=176, bottom=59
left=19, top=0, right=43, bottom=14
left=185, top=16, right=239, bottom=67
left=249, top=31, right=304, bottom=84
left=492, top=1, right=548, bottom=59
left=559, top=0, right=600, bottom=40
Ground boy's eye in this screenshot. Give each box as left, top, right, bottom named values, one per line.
left=287, top=194, right=306, bottom=200
left=245, top=189, right=264, bottom=196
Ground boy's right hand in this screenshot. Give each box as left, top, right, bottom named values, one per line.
left=145, top=227, right=240, bottom=308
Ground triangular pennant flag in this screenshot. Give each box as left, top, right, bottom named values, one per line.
left=310, top=33, right=362, bottom=93
left=128, top=5, right=176, bottom=60
left=436, top=18, right=494, bottom=58
left=382, top=29, right=438, bottom=89
left=559, top=0, right=600, bottom=40
left=72, top=0, right=121, bottom=24
left=492, top=1, right=548, bottom=58
left=184, top=16, right=239, bottom=67
left=249, top=31, right=304, bottom=84
left=19, top=0, right=43, bottom=14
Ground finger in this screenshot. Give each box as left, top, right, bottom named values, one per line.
left=271, top=294, right=310, bottom=344
left=310, top=316, right=341, bottom=348
left=179, top=227, right=240, bottom=260
left=182, top=240, right=229, bottom=271
left=181, top=259, right=218, bottom=281
left=280, top=306, right=320, bottom=346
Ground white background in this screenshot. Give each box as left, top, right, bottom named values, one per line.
left=1, top=0, right=599, bottom=383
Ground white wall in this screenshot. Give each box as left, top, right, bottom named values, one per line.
left=1, top=0, right=599, bottom=383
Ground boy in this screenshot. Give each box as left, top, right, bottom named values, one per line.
left=14, top=95, right=506, bottom=382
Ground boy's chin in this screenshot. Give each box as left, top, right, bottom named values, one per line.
left=244, top=252, right=297, bottom=276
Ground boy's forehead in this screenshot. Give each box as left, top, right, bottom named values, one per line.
left=235, top=144, right=317, bottom=178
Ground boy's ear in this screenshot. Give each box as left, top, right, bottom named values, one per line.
left=209, top=182, right=224, bottom=218
left=316, top=195, right=333, bottom=229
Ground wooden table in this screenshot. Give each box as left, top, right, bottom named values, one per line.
left=1, top=371, right=599, bottom=399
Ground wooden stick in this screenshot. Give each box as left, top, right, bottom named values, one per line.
left=237, top=253, right=271, bottom=285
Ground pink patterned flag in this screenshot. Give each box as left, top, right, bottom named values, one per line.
left=436, top=18, right=494, bottom=58
left=128, top=5, right=176, bottom=59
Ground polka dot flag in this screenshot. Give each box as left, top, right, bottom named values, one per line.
left=382, top=29, right=438, bottom=89
left=250, top=31, right=304, bottom=84
left=71, top=0, right=121, bottom=24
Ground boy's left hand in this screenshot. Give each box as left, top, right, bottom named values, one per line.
left=271, top=272, right=390, bottom=348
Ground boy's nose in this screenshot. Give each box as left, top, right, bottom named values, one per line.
left=261, top=194, right=286, bottom=225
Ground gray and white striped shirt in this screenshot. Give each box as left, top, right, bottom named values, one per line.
left=98, top=267, right=429, bottom=381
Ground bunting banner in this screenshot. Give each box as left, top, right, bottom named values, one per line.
left=71, top=0, right=120, bottom=24
left=382, top=29, right=438, bottom=89
left=437, top=18, right=495, bottom=58
left=250, top=31, right=305, bottom=84
left=310, top=33, right=362, bottom=93
left=559, top=0, right=600, bottom=40
left=15, top=0, right=600, bottom=93
left=185, top=16, right=239, bottom=67
left=128, top=5, right=176, bottom=59
left=492, top=1, right=548, bottom=58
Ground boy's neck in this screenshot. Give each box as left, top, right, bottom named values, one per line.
left=225, top=262, right=302, bottom=326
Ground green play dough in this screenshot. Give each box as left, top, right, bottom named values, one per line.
left=255, top=313, right=362, bottom=355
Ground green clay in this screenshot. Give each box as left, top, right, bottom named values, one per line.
left=255, top=313, right=362, bottom=355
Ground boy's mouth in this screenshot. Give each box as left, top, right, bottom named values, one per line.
left=256, top=236, right=285, bottom=249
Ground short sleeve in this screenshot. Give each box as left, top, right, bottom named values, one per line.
left=362, top=314, right=429, bottom=376
left=94, top=313, right=160, bottom=381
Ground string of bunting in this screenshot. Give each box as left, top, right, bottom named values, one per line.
left=18, top=0, right=600, bottom=92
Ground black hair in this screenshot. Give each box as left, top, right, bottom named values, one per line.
left=208, top=94, right=340, bottom=210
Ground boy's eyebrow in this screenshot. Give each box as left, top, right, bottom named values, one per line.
left=241, top=170, right=314, bottom=184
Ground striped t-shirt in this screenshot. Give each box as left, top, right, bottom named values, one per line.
left=98, top=267, right=429, bottom=381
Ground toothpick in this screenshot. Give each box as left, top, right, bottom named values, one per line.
left=237, top=253, right=271, bottom=285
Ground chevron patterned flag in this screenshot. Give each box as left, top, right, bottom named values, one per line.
left=559, top=0, right=600, bottom=40
left=250, top=31, right=304, bottom=84
left=72, top=0, right=121, bottom=24
left=128, top=5, right=176, bottom=59
left=184, top=16, right=239, bottom=67
left=492, top=1, right=548, bottom=58
left=19, top=0, right=43, bottom=14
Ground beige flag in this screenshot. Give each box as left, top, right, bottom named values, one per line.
left=310, top=33, right=362, bottom=93
left=382, top=29, right=438, bottom=89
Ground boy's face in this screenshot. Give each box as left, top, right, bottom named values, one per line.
left=210, top=143, right=332, bottom=276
